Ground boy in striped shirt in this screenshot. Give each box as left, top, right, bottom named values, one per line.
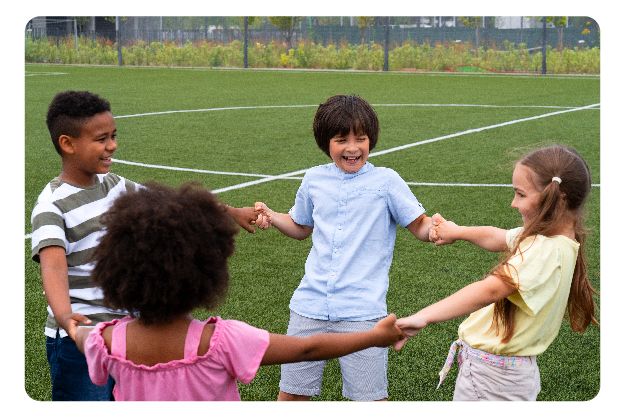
left=31, top=91, right=264, bottom=400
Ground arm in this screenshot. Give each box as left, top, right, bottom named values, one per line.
left=393, top=275, right=517, bottom=350
left=260, top=314, right=404, bottom=366
left=255, top=202, right=313, bottom=241
left=430, top=213, right=508, bottom=251
left=72, top=326, right=95, bottom=355
left=405, top=213, right=433, bottom=242
left=39, top=246, right=92, bottom=338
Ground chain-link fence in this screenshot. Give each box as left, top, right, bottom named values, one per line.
left=26, top=16, right=600, bottom=51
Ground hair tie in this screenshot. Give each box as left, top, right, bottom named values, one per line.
left=552, top=177, right=562, bottom=184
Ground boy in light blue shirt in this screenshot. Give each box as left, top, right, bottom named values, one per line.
left=256, top=94, right=434, bottom=401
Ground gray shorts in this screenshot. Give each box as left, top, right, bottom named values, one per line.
left=279, top=310, right=388, bottom=401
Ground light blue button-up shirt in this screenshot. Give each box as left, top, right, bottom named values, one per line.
left=288, top=162, right=425, bottom=321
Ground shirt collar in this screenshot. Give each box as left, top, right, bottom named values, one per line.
left=330, top=161, right=374, bottom=178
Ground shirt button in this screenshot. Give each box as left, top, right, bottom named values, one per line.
left=328, top=294, right=333, bottom=298
left=338, top=226, right=342, bottom=230
left=366, top=187, right=370, bottom=190
left=331, top=272, right=335, bottom=276
left=343, top=180, right=346, bottom=184
left=334, top=249, right=338, bottom=253
left=340, top=201, right=345, bottom=205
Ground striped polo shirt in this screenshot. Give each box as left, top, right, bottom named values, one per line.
left=31, top=173, right=138, bottom=338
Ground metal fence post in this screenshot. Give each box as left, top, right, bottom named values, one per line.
left=542, top=17, right=547, bottom=74
left=244, top=17, right=248, bottom=68
left=384, top=17, right=389, bottom=71
left=74, top=19, right=78, bottom=50
left=116, top=17, right=122, bottom=66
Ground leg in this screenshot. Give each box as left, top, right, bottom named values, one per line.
left=335, top=318, right=389, bottom=401
left=278, top=390, right=312, bottom=401
left=278, top=311, right=328, bottom=401
left=46, top=332, right=114, bottom=401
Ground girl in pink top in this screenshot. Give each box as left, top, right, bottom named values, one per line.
left=69, top=181, right=405, bottom=401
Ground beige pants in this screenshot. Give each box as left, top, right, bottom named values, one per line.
left=453, top=347, right=541, bottom=401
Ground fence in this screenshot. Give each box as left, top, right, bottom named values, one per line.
left=25, top=16, right=600, bottom=51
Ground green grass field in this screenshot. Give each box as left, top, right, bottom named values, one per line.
left=24, top=64, right=600, bottom=402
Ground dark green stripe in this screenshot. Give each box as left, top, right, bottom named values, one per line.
left=66, top=217, right=102, bottom=243
left=32, top=238, right=66, bottom=262
left=66, top=246, right=96, bottom=267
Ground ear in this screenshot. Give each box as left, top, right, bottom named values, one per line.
left=58, top=135, right=75, bottom=155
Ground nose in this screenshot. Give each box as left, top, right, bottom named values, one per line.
left=107, top=137, right=118, bottom=152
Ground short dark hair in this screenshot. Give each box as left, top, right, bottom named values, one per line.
left=312, top=94, right=379, bottom=157
left=46, top=90, right=112, bottom=155
left=90, top=181, right=239, bottom=325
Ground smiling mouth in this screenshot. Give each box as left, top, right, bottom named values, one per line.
left=344, top=156, right=361, bottom=163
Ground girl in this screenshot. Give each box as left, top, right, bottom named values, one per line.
left=69, top=181, right=405, bottom=401
left=393, top=145, right=599, bottom=401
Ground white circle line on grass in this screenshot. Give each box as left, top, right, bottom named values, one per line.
left=112, top=103, right=599, bottom=119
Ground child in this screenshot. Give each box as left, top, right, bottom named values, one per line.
left=255, top=94, right=434, bottom=401
left=393, top=145, right=599, bottom=401
left=70, top=181, right=405, bottom=401
left=31, top=90, right=265, bottom=401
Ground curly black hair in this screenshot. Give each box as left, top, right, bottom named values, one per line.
left=46, top=90, right=112, bottom=155
left=90, top=181, right=239, bottom=325
left=312, top=94, right=379, bottom=157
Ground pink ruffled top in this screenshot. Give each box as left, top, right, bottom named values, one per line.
left=84, top=316, right=270, bottom=401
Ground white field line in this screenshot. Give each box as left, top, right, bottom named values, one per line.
left=211, top=102, right=600, bottom=193
left=25, top=103, right=600, bottom=240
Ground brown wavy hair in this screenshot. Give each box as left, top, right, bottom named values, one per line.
left=313, top=94, right=379, bottom=157
left=489, top=145, right=599, bottom=343
left=90, top=181, right=239, bottom=325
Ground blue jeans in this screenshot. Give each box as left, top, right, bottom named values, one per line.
left=46, top=331, right=114, bottom=401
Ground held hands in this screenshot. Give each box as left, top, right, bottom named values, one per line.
left=254, top=202, right=274, bottom=228
left=63, top=312, right=92, bottom=341
left=372, top=314, right=407, bottom=347
left=231, top=206, right=271, bottom=233
left=392, top=312, right=428, bottom=351
left=428, top=213, right=458, bottom=246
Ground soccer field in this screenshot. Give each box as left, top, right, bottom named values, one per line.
left=24, top=65, right=600, bottom=401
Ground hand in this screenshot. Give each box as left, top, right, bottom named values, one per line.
left=432, top=219, right=459, bottom=246
left=428, top=213, right=446, bottom=242
left=254, top=202, right=274, bottom=228
left=393, top=313, right=428, bottom=351
left=62, top=312, right=92, bottom=341
left=229, top=206, right=270, bottom=233
left=372, top=314, right=406, bottom=347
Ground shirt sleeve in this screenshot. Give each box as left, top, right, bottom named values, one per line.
left=84, top=322, right=112, bottom=386
left=504, top=234, right=562, bottom=316
left=385, top=169, right=425, bottom=227
left=31, top=200, right=67, bottom=262
left=288, top=173, right=314, bottom=227
left=214, top=320, right=270, bottom=385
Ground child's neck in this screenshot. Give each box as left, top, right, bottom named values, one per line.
left=59, top=167, right=98, bottom=187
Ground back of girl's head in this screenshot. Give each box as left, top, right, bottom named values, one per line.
left=90, top=181, right=239, bottom=325
left=517, top=145, right=591, bottom=236
left=313, top=94, right=379, bottom=157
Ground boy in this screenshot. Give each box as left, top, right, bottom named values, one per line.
left=31, top=90, right=263, bottom=400
left=255, top=94, right=434, bottom=401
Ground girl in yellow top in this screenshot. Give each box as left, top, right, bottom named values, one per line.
left=393, top=145, right=599, bottom=400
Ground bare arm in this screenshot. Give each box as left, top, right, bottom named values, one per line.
left=260, top=314, right=404, bottom=366
left=255, top=202, right=313, bottom=241
left=431, top=214, right=508, bottom=251
left=39, top=246, right=92, bottom=338
left=393, top=275, right=517, bottom=350
left=405, top=213, right=433, bottom=242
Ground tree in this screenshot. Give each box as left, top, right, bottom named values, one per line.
left=459, top=17, right=483, bottom=56
left=357, top=16, right=374, bottom=45
left=269, top=17, right=302, bottom=48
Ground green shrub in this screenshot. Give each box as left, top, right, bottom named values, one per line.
left=24, top=36, right=600, bottom=74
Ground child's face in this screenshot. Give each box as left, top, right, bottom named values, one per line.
left=328, top=129, right=370, bottom=173
left=511, top=164, right=541, bottom=225
left=66, top=111, right=117, bottom=184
